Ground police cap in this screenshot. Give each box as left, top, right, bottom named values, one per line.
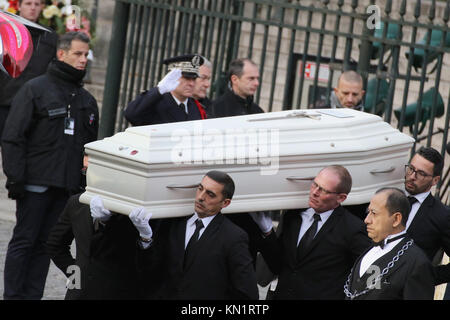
left=163, top=54, right=204, bottom=78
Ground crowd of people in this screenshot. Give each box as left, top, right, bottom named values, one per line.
left=1, top=0, right=449, bottom=301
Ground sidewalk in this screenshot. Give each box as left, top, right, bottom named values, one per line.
left=0, top=159, right=67, bottom=300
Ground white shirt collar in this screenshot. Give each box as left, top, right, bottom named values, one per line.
left=170, top=93, right=188, bottom=106
left=188, top=212, right=216, bottom=229
left=405, top=190, right=430, bottom=204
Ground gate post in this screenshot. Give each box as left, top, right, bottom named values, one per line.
left=99, top=1, right=130, bottom=139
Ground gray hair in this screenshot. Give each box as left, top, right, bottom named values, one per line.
left=57, top=32, right=90, bottom=51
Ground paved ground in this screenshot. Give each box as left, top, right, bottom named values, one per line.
left=0, top=160, right=68, bottom=300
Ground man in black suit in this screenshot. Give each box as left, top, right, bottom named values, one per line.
left=256, top=165, right=372, bottom=299
left=124, top=54, right=207, bottom=126
left=134, top=170, right=258, bottom=300
left=403, top=146, right=450, bottom=286
left=46, top=194, right=159, bottom=299
left=345, top=187, right=434, bottom=300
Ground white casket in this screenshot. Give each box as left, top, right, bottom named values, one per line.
left=80, top=109, right=415, bottom=218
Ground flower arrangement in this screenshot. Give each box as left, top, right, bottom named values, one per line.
left=0, top=0, right=95, bottom=42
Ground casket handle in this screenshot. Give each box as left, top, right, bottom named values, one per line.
left=166, top=184, right=200, bottom=189
left=369, top=166, right=395, bottom=174
left=286, top=176, right=315, bottom=181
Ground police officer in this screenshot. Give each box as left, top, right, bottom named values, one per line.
left=125, top=54, right=207, bottom=126
left=2, top=31, right=99, bottom=300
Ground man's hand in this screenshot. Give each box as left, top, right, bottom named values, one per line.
left=250, top=211, right=273, bottom=234
left=5, top=180, right=25, bottom=200
left=157, top=68, right=182, bottom=94
left=129, top=207, right=153, bottom=240
left=90, top=195, right=112, bottom=222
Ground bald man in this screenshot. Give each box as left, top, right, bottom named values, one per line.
left=330, top=71, right=365, bottom=111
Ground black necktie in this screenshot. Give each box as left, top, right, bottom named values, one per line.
left=180, top=103, right=187, bottom=114
left=408, top=196, right=418, bottom=206
left=297, top=213, right=321, bottom=259
left=184, top=219, right=204, bottom=263
left=373, top=233, right=405, bottom=249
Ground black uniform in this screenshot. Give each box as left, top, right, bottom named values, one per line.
left=124, top=88, right=202, bottom=126
left=210, top=89, right=264, bottom=118
left=2, top=59, right=99, bottom=300
left=0, top=27, right=57, bottom=138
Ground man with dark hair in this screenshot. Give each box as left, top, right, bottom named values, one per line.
left=125, top=54, right=207, bottom=126
left=345, top=187, right=434, bottom=300
left=210, top=58, right=264, bottom=118
left=132, top=170, right=258, bottom=299
left=2, top=31, right=99, bottom=299
left=0, top=0, right=57, bottom=139
left=403, top=146, right=450, bottom=286
left=254, top=165, right=371, bottom=299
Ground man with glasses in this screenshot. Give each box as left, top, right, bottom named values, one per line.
left=403, top=146, right=450, bottom=287
left=253, top=165, right=371, bottom=299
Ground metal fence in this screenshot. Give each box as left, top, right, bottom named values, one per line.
left=100, top=0, right=450, bottom=201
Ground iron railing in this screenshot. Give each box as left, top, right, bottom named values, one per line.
left=100, top=0, right=450, bottom=201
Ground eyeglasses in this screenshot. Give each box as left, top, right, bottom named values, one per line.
left=311, top=180, right=340, bottom=195
left=405, top=164, right=433, bottom=180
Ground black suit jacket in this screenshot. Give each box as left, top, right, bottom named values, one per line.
left=124, top=88, right=202, bottom=126
left=144, top=213, right=258, bottom=300
left=261, top=206, right=372, bottom=300
left=346, top=237, right=435, bottom=300
left=46, top=194, right=150, bottom=299
left=407, top=193, right=450, bottom=285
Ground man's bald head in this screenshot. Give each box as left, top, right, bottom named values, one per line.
left=334, top=71, right=365, bottom=109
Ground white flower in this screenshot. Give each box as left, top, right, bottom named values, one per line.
left=0, top=0, right=9, bottom=11
left=61, top=5, right=73, bottom=16
left=43, top=4, right=62, bottom=19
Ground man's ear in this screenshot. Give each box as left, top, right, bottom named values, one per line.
left=336, top=193, right=347, bottom=204
left=431, top=175, right=440, bottom=187
left=392, top=212, right=403, bottom=228
left=221, top=198, right=231, bottom=209
left=56, top=49, right=65, bottom=61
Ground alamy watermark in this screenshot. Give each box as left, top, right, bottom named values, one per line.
left=169, top=122, right=280, bottom=175
left=367, top=5, right=382, bottom=30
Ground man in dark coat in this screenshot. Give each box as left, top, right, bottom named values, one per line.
left=210, top=58, right=264, bottom=117
left=345, top=187, right=434, bottom=300
left=124, top=54, right=206, bottom=126
left=256, top=165, right=372, bottom=299
left=403, top=146, right=450, bottom=286
left=0, top=0, right=57, bottom=138
left=134, top=170, right=258, bottom=300
left=46, top=194, right=159, bottom=300
left=2, top=31, right=98, bottom=300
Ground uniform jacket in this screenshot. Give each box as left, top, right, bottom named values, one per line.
left=261, top=206, right=372, bottom=300
left=407, top=193, right=450, bottom=285
left=1, top=60, right=99, bottom=193
left=124, top=88, right=202, bottom=126
left=46, top=194, right=152, bottom=300
left=144, top=213, right=258, bottom=300
left=345, top=237, right=435, bottom=300
left=210, top=89, right=264, bottom=118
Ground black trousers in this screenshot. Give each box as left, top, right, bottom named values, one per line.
left=3, top=187, right=69, bottom=299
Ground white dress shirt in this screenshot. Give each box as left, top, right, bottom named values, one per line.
left=171, top=94, right=189, bottom=114
left=359, top=231, right=407, bottom=277
left=184, top=212, right=215, bottom=248
left=404, top=190, right=430, bottom=230
left=297, top=208, right=334, bottom=246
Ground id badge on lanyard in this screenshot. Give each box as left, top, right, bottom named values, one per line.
left=64, top=104, right=75, bottom=135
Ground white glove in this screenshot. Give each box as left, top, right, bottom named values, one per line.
left=129, top=207, right=153, bottom=239
left=157, top=68, right=182, bottom=94
left=90, top=195, right=112, bottom=222
left=250, top=211, right=273, bottom=234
